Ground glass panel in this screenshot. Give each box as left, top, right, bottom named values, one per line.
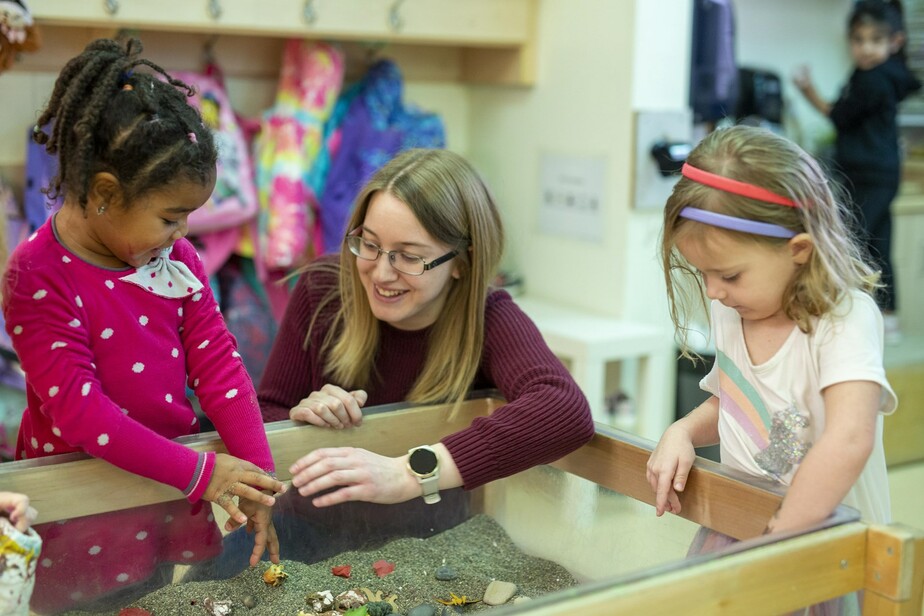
left=5, top=393, right=858, bottom=615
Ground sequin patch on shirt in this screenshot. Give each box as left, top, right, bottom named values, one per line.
left=754, top=403, right=811, bottom=479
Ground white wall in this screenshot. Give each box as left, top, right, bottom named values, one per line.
left=623, top=0, right=691, bottom=326
left=467, top=0, right=637, bottom=316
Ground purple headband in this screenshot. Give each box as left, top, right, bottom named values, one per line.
left=678, top=207, right=797, bottom=239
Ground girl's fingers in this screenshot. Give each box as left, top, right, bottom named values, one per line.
left=244, top=471, right=286, bottom=495
left=237, top=484, right=277, bottom=507
left=216, top=494, right=247, bottom=527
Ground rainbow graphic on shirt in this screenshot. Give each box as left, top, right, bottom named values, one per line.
left=716, top=350, right=771, bottom=449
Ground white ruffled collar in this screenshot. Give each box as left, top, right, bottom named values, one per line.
left=119, top=246, right=204, bottom=299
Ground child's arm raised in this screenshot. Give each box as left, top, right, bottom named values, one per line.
left=764, top=380, right=879, bottom=533
left=647, top=395, right=720, bottom=516
left=793, top=65, right=832, bottom=116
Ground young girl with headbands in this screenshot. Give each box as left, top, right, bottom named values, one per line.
left=647, top=126, right=896, bottom=582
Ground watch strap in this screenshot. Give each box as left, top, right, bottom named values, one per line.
left=419, top=474, right=441, bottom=504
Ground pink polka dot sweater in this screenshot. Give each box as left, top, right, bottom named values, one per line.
left=2, top=217, right=274, bottom=502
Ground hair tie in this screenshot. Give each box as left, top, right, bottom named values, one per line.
left=682, top=163, right=798, bottom=208
left=118, top=70, right=134, bottom=91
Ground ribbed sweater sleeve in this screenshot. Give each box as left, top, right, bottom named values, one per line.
left=256, top=262, right=593, bottom=490
left=441, top=292, right=594, bottom=489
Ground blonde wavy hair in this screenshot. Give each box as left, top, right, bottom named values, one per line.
left=661, top=126, right=880, bottom=358
left=302, top=148, right=504, bottom=405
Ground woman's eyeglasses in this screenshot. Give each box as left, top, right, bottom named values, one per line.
left=344, top=230, right=459, bottom=276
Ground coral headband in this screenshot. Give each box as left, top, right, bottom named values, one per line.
left=682, top=163, right=798, bottom=207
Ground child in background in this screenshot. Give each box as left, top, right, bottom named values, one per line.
left=647, top=125, right=896, bottom=610
left=794, top=0, right=921, bottom=343
left=0, top=491, right=40, bottom=616
left=2, top=38, right=284, bottom=612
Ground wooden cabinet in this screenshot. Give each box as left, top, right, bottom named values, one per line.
left=28, top=0, right=537, bottom=84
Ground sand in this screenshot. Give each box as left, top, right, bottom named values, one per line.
left=61, top=514, right=577, bottom=615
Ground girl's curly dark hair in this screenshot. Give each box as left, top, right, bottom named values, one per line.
left=34, top=37, right=217, bottom=209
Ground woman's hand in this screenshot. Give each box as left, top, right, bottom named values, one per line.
left=289, top=447, right=417, bottom=507
left=234, top=497, right=281, bottom=567
left=289, top=385, right=368, bottom=429
left=646, top=423, right=697, bottom=517
left=0, top=491, right=37, bottom=533
left=204, top=453, right=286, bottom=527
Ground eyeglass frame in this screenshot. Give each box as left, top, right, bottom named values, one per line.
left=344, top=228, right=461, bottom=276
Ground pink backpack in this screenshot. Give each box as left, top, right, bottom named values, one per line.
left=172, top=70, right=259, bottom=235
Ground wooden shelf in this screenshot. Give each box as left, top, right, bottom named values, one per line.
left=26, top=0, right=537, bottom=85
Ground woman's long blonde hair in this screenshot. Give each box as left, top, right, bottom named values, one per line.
left=661, top=126, right=880, bottom=357
left=303, top=148, right=504, bottom=405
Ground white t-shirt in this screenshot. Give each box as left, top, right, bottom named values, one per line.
left=701, top=290, right=897, bottom=524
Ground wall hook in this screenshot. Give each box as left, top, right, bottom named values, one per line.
left=207, top=0, right=222, bottom=20
left=303, top=0, right=318, bottom=25
left=104, top=0, right=119, bottom=16
left=388, top=0, right=405, bottom=32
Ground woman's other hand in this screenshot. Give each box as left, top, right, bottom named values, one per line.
left=289, top=385, right=367, bottom=429
left=289, top=447, right=416, bottom=506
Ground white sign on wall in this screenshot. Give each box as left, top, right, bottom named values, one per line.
left=538, top=153, right=606, bottom=242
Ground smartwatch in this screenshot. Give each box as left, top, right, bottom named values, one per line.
left=407, top=445, right=441, bottom=504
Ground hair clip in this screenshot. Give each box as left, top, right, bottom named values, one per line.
left=187, top=132, right=198, bottom=144
left=121, top=83, right=134, bottom=91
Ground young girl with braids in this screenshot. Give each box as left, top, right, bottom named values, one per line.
left=2, top=38, right=284, bottom=612
left=647, top=126, right=896, bottom=610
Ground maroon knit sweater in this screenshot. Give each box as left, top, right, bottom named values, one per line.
left=258, top=259, right=594, bottom=490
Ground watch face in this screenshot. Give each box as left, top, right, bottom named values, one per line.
left=409, top=447, right=438, bottom=475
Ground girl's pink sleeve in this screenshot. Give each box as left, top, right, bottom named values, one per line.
left=176, top=243, right=275, bottom=474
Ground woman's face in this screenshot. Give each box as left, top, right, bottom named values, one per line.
left=354, top=192, right=460, bottom=331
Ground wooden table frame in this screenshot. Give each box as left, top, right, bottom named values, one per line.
left=1, top=393, right=920, bottom=615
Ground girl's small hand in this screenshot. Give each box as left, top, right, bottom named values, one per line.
left=646, top=424, right=696, bottom=517
left=0, top=491, right=37, bottom=533
left=234, top=497, right=280, bottom=567
left=289, top=447, right=416, bottom=507
left=792, top=65, right=813, bottom=91
left=289, top=385, right=367, bottom=429
left=205, top=453, right=286, bottom=527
